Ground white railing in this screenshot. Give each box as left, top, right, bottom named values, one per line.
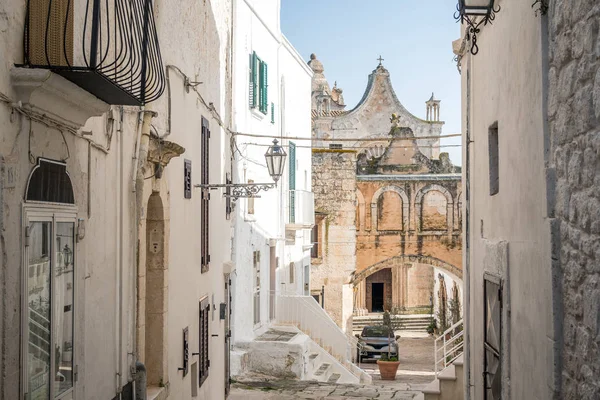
left=286, top=190, right=315, bottom=228
left=434, top=319, right=464, bottom=375
left=269, top=292, right=364, bottom=368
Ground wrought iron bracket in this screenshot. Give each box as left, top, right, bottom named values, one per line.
left=532, top=0, right=548, bottom=16
left=194, top=183, right=276, bottom=201
left=454, top=3, right=501, bottom=55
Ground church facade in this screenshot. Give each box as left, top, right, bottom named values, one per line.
left=309, top=55, right=462, bottom=332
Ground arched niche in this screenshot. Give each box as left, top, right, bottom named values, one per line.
left=415, top=184, right=453, bottom=232
left=370, top=186, right=409, bottom=232
left=356, top=189, right=366, bottom=232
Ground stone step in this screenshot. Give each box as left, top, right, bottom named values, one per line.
left=312, top=362, right=332, bottom=382
left=327, top=373, right=341, bottom=384
left=308, top=352, right=320, bottom=371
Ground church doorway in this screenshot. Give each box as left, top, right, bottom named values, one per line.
left=372, top=283, right=385, bottom=312
left=366, top=268, right=392, bottom=312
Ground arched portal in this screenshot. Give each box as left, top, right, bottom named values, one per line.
left=144, top=193, right=167, bottom=386
left=351, top=255, right=462, bottom=315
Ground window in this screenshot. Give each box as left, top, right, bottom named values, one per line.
left=184, top=159, right=192, bottom=199
left=247, top=179, right=255, bottom=215
left=253, top=251, right=261, bottom=325
left=484, top=275, right=502, bottom=400
left=329, top=143, right=343, bottom=150
left=201, top=117, right=210, bottom=273
left=199, top=297, right=210, bottom=387
left=488, top=122, right=499, bottom=196
left=311, top=224, right=319, bottom=258
left=289, top=142, right=296, bottom=224
left=289, top=262, right=295, bottom=284
left=249, top=52, right=268, bottom=114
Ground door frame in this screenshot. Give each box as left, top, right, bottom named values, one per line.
left=22, top=202, right=78, bottom=400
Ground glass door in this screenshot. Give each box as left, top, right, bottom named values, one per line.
left=27, top=220, right=52, bottom=400
left=25, top=212, right=75, bottom=400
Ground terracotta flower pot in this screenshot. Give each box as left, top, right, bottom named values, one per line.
left=377, top=360, right=400, bottom=380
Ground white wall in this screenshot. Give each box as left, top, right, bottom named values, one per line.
left=0, top=1, right=234, bottom=399
left=461, top=1, right=553, bottom=398
left=231, top=0, right=313, bottom=348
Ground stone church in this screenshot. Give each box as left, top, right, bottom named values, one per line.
left=309, top=54, right=462, bottom=332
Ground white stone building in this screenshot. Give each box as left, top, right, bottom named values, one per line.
left=454, top=0, right=600, bottom=399
left=0, top=1, right=234, bottom=399
left=229, top=0, right=314, bottom=346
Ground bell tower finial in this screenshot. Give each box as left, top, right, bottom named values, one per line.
left=426, top=93, right=441, bottom=122
left=377, top=55, right=384, bottom=66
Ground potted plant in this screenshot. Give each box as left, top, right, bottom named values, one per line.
left=376, top=310, right=402, bottom=380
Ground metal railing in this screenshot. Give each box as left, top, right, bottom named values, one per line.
left=268, top=291, right=365, bottom=368
left=286, top=190, right=315, bottom=228
left=23, top=0, right=165, bottom=105
left=434, top=319, right=464, bottom=375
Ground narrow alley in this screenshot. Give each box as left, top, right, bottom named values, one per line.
left=0, top=0, right=598, bottom=400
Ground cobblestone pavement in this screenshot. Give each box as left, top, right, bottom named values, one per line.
left=360, top=336, right=436, bottom=386
left=229, top=379, right=423, bottom=400
left=229, top=336, right=434, bottom=399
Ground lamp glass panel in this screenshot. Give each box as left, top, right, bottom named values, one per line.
left=266, top=155, right=275, bottom=177
left=464, top=0, right=491, bottom=7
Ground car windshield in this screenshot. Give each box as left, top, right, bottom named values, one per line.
left=362, top=326, right=392, bottom=337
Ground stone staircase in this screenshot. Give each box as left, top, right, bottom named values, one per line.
left=422, top=355, right=464, bottom=400
left=231, top=325, right=371, bottom=385
left=352, top=314, right=433, bottom=333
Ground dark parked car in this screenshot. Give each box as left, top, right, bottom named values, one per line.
left=355, top=326, right=399, bottom=361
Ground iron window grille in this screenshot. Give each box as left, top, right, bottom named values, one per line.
left=198, top=297, right=210, bottom=387
left=23, top=0, right=165, bottom=105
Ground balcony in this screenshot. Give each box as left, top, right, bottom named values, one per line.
left=21, top=0, right=165, bottom=106
left=285, top=190, right=315, bottom=230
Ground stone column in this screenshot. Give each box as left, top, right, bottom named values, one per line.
left=391, top=265, right=401, bottom=310
left=370, top=204, right=377, bottom=231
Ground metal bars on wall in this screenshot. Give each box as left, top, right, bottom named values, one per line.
left=201, top=117, right=210, bottom=272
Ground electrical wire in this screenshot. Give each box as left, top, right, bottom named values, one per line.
left=232, top=131, right=462, bottom=142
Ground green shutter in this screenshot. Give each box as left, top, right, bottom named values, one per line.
left=289, top=142, right=296, bottom=223
left=249, top=52, right=257, bottom=108
left=271, top=102, right=275, bottom=124
left=260, top=61, right=268, bottom=114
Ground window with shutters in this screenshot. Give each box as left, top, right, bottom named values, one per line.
left=289, top=262, right=295, bottom=284
left=201, top=117, right=210, bottom=273
left=289, top=142, right=296, bottom=224
left=253, top=251, right=261, bottom=325
left=199, top=297, right=210, bottom=387
left=249, top=51, right=268, bottom=115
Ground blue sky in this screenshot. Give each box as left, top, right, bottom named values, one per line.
left=281, top=0, right=463, bottom=165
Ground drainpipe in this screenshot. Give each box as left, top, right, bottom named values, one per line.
left=463, top=52, right=472, bottom=400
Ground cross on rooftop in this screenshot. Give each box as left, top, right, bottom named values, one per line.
left=377, top=55, right=384, bottom=65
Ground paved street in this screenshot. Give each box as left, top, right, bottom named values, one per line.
left=229, top=380, right=423, bottom=400
left=229, top=336, right=434, bottom=399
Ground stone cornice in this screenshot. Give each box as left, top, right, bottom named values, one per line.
left=11, top=68, right=110, bottom=128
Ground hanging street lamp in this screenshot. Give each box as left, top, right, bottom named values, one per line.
left=196, top=139, right=287, bottom=201
left=264, top=139, right=287, bottom=183
left=455, top=0, right=501, bottom=55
